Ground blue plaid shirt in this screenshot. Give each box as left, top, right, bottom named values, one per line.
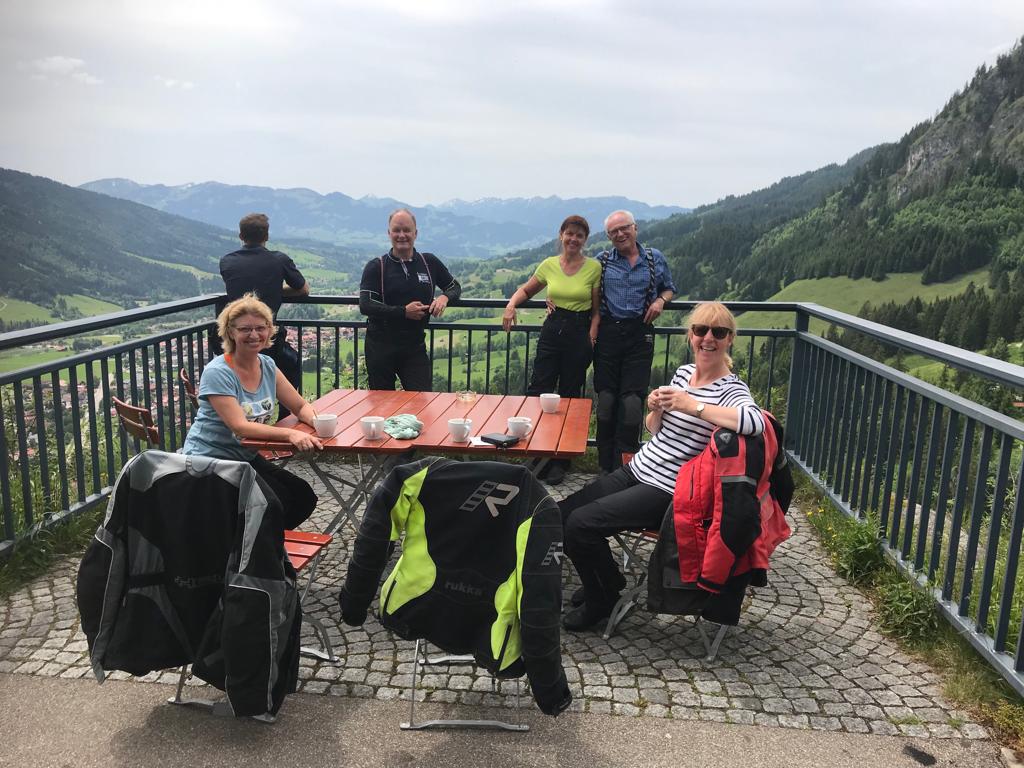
left=599, top=244, right=675, bottom=320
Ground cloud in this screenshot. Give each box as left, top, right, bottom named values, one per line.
left=19, top=55, right=102, bottom=85
left=154, top=76, right=196, bottom=90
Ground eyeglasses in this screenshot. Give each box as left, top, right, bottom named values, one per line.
left=606, top=224, right=636, bottom=237
left=232, top=324, right=270, bottom=336
left=691, top=325, right=731, bottom=340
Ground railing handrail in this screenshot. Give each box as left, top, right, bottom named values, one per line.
left=0, top=295, right=223, bottom=351
left=5, top=293, right=1024, bottom=390
left=796, top=302, right=1024, bottom=390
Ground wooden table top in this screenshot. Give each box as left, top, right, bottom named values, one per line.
left=243, top=389, right=592, bottom=458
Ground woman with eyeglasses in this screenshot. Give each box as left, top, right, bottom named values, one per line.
left=559, top=301, right=765, bottom=632
left=183, top=293, right=320, bottom=529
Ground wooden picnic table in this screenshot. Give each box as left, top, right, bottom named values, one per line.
left=243, top=390, right=592, bottom=534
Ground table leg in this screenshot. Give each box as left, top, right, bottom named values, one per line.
left=313, top=452, right=410, bottom=536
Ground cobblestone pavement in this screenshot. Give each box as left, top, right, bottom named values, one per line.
left=0, top=461, right=988, bottom=741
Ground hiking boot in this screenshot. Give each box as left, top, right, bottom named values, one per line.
left=546, top=462, right=566, bottom=485
left=563, top=602, right=613, bottom=632
left=570, top=571, right=627, bottom=607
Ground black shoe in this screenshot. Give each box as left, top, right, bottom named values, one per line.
left=546, top=462, right=566, bottom=485
left=563, top=602, right=613, bottom=632
left=569, top=570, right=626, bottom=607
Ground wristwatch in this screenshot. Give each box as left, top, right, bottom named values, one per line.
left=695, top=402, right=706, bottom=417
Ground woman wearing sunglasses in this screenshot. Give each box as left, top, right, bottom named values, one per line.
left=183, top=293, right=320, bottom=530
left=559, top=301, right=765, bottom=631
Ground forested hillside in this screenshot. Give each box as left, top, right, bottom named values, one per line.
left=1, top=169, right=227, bottom=306
left=478, top=39, right=1024, bottom=308
left=0, top=169, right=366, bottom=318
left=733, top=38, right=1024, bottom=300
left=473, top=148, right=880, bottom=299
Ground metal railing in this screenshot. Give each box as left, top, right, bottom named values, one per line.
left=788, top=303, right=1024, bottom=696
left=4, top=295, right=1024, bottom=693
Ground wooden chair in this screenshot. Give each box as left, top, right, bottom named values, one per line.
left=112, top=396, right=160, bottom=447
left=284, top=529, right=338, bottom=663
left=110, top=396, right=334, bottom=663
left=179, top=368, right=200, bottom=412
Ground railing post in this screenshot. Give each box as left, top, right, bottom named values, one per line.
left=784, top=307, right=809, bottom=452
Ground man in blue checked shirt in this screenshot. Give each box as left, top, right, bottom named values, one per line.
left=593, top=210, right=675, bottom=474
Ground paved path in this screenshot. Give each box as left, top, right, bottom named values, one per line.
left=0, top=673, right=1003, bottom=768
left=0, top=464, right=998, bottom=759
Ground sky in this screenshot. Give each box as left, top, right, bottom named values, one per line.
left=1, top=1, right=1023, bottom=208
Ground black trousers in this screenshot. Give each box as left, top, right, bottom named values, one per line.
left=250, top=454, right=317, bottom=530
left=592, top=319, right=655, bottom=472
left=364, top=329, right=432, bottom=391
left=526, top=308, right=593, bottom=398
left=559, top=467, right=672, bottom=609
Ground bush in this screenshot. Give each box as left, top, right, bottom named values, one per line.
left=834, top=516, right=885, bottom=585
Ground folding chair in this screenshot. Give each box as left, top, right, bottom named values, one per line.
left=601, top=453, right=732, bottom=659
left=604, top=526, right=732, bottom=659
left=112, top=396, right=160, bottom=447
left=284, top=529, right=338, bottom=663
left=111, top=398, right=333, bottom=662
left=179, top=368, right=200, bottom=412
left=402, top=640, right=528, bottom=732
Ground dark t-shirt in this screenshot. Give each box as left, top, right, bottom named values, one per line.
left=220, top=245, right=306, bottom=316
left=358, top=250, right=460, bottom=335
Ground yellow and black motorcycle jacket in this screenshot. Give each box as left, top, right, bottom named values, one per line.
left=338, top=457, right=571, bottom=716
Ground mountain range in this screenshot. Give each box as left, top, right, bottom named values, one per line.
left=0, top=168, right=366, bottom=307
left=5, top=37, right=1024, bottom=332
left=78, top=179, right=688, bottom=258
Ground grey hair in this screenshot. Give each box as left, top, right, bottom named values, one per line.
left=603, top=209, right=636, bottom=230
left=387, top=207, right=418, bottom=228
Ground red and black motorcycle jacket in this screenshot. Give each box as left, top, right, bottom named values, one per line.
left=648, top=412, right=793, bottom=620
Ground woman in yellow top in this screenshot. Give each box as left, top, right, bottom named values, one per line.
left=503, top=215, right=601, bottom=483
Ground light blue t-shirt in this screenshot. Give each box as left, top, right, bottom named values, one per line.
left=182, top=354, right=278, bottom=461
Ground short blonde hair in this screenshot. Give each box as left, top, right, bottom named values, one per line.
left=217, top=293, right=276, bottom=354
left=687, top=301, right=737, bottom=369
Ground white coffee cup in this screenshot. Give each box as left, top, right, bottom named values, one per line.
left=539, top=393, right=561, bottom=413
left=313, top=413, right=338, bottom=438
left=507, top=416, right=532, bottom=438
left=360, top=415, right=385, bottom=440
left=448, top=417, right=472, bottom=442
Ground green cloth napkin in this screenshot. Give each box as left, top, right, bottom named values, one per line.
left=383, top=414, right=424, bottom=439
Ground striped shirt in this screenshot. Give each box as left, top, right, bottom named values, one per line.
left=628, top=364, right=765, bottom=494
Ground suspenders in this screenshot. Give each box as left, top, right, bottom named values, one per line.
left=598, top=247, right=657, bottom=318
left=379, top=251, right=435, bottom=303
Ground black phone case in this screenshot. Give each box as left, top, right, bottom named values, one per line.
left=481, top=433, right=520, bottom=448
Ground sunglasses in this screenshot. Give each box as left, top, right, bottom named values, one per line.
left=690, top=325, right=731, bottom=340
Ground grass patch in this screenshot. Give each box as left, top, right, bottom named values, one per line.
left=737, top=268, right=989, bottom=337
left=0, top=297, right=57, bottom=325
left=800, top=475, right=1024, bottom=749
left=0, top=507, right=103, bottom=599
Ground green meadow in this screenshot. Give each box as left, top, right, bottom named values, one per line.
left=736, top=268, right=989, bottom=336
